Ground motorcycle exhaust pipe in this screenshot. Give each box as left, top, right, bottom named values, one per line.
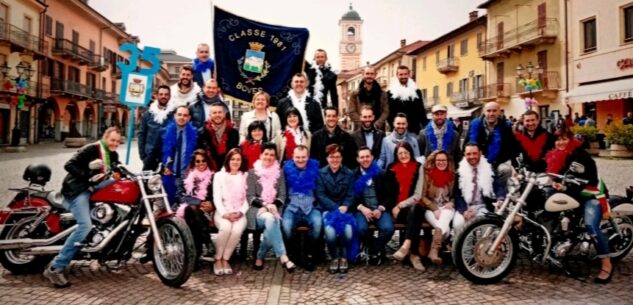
left=0, top=224, right=77, bottom=250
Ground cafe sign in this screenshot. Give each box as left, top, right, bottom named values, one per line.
left=608, top=89, right=633, bottom=100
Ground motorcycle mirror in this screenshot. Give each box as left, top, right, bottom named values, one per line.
left=570, top=162, right=585, bottom=174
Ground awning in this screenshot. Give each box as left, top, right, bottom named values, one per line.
left=567, top=78, right=633, bottom=103
left=445, top=104, right=481, bottom=119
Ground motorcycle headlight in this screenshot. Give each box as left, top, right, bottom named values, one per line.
left=147, top=174, right=163, bottom=193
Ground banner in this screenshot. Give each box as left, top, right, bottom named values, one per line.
left=213, top=6, right=309, bottom=105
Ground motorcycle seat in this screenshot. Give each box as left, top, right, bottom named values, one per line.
left=46, top=191, right=65, bottom=210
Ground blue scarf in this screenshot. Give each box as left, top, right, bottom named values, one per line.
left=425, top=120, right=455, bottom=152
left=323, top=210, right=360, bottom=262
left=353, top=161, right=382, bottom=195
left=283, top=159, right=319, bottom=195
left=193, top=58, right=214, bottom=73
left=468, top=118, right=504, bottom=163
left=161, top=121, right=198, bottom=206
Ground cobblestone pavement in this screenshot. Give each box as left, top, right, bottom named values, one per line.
left=1, top=143, right=633, bottom=304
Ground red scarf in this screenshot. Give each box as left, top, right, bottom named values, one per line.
left=206, top=120, right=233, bottom=158
left=392, top=162, right=419, bottom=203
left=241, top=141, right=262, bottom=169
left=284, top=130, right=297, bottom=161
left=515, top=131, right=548, bottom=162
left=428, top=168, right=454, bottom=188
left=545, top=139, right=583, bottom=174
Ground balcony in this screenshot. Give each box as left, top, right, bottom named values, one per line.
left=426, top=96, right=440, bottom=108
left=517, top=71, right=561, bottom=100
left=89, top=55, right=109, bottom=72
left=450, top=89, right=484, bottom=108
left=0, top=22, right=47, bottom=59
left=52, top=39, right=96, bottom=65
left=436, top=57, right=459, bottom=73
left=480, top=18, right=558, bottom=60
left=93, top=89, right=107, bottom=101
left=50, top=78, right=94, bottom=99
left=0, top=79, right=48, bottom=99
left=480, top=83, right=512, bottom=102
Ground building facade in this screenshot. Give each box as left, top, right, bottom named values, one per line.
left=157, top=49, right=192, bottom=86
left=373, top=39, right=428, bottom=91
left=566, top=0, right=633, bottom=130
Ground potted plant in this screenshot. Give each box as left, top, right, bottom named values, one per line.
left=571, top=125, right=600, bottom=155
left=604, top=123, right=633, bottom=158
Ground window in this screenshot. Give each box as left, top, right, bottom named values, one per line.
left=582, top=18, right=597, bottom=53
left=432, top=85, right=439, bottom=98
left=446, top=82, right=453, bottom=97
left=89, top=40, right=95, bottom=56
left=0, top=3, right=7, bottom=24
left=459, top=78, right=468, bottom=93
left=477, top=32, right=483, bottom=51
left=55, top=21, right=64, bottom=39
left=435, top=51, right=440, bottom=64
left=460, top=39, right=468, bottom=56
left=422, top=56, right=427, bottom=71
left=86, top=72, right=96, bottom=90
left=45, top=15, right=53, bottom=36
left=447, top=44, right=455, bottom=58
left=421, top=89, right=427, bottom=101
left=23, top=16, right=33, bottom=34
left=625, top=5, right=633, bottom=43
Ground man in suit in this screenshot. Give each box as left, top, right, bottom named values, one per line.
left=276, top=73, right=324, bottom=134
left=352, top=105, right=384, bottom=160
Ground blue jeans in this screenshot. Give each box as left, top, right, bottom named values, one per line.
left=323, top=212, right=354, bottom=259
left=256, top=212, right=286, bottom=259
left=281, top=208, right=322, bottom=241
left=584, top=199, right=610, bottom=257
left=354, top=211, right=394, bottom=256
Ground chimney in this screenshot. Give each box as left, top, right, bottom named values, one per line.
left=400, top=39, right=406, bottom=48
left=469, top=11, right=479, bottom=22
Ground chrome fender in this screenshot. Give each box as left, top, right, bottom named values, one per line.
left=611, top=203, right=633, bottom=217
left=544, top=193, right=580, bottom=212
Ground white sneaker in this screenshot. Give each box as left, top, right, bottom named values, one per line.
left=43, top=264, right=71, bottom=288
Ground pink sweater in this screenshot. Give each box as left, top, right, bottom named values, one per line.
left=213, top=170, right=249, bottom=216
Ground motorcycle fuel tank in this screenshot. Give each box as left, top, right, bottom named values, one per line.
left=90, top=180, right=140, bottom=205
left=544, top=193, right=580, bottom=212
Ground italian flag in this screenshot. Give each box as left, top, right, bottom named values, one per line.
left=581, top=179, right=610, bottom=219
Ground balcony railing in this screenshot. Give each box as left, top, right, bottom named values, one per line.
left=89, top=55, right=109, bottom=72
left=480, top=18, right=558, bottom=59
left=436, top=57, right=459, bottom=73
left=0, top=22, right=47, bottom=58
left=517, top=71, right=561, bottom=98
left=50, top=78, right=94, bottom=99
left=481, top=83, right=512, bottom=100
left=52, top=38, right=96, bottom=65
left=450, top=89, right=484, bottom=107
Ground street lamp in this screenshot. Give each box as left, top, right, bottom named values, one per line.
left=10, top=62, right=34, bottom=147
left=516, top=61, right=543, bottom=110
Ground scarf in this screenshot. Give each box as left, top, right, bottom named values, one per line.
left=288, top=90, right=311, bottom=130
left=284, top=127, right=303, bottom=160
left=516, top=130, right=549, bottom=163
left=193, top=58, right=213, bottom=73
left=161, top=121, right=198, bottom=205
left=544, top=138, right=583, bottom=174
left=392, top=162, right=419, bottom=203
left=457, top=157, right=495, bottom=205
left=254, top=159, right=281, bottom=204
left=183, top=168, right=213, bottom=200
left=97, top=139, right=111, bottom=173
left=581, top=179, right=611, bottom=219
left=283, top=159, right=320, bottom=195
left=468, top=118, right=504, bottom=163
left=148, top=101, right=172, bottom=124
left=388, top=78, right=419, bottom=101
left=390, top=130, right=409, bottom=144
left=206, top=121, right=229, bottom=157
left=354, top=161, right=382, bottom=195
left=428, top=168, right=455, bottom=188
left=241, top=140, right=262, bottom=169
left=310, top=61, right=331, bottom=104
left=426, top=120, right=455, bottom=152
left=323, top=210, right=360, bottom=262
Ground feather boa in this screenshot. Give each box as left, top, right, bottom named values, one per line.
left=468, top=118, right=504, bottom=163
left=254, top=159, right=281, bottom=204
left=168, top=82, right=200, bottom=108
left=148, top=100, right=172, bottom=125
left=310, top=61, right=331, bottom=105
left=323, top=210, right=360, bottom=262
left=544, top=138, right=583, bottom=174
left=161, top=121, right=198, bottom=205
left=426, top=120, right=455, bottom=152
left=193, top=58, right=213, bottom=73
left=216, top=169, right=248, bottom=211
left=283, top=159, right=319, bottom=195
left=183, top=168, right=213, bottom=200
left=354, top=161, right=382, bottom=195
left=288, top=90, right=311, bottom=131
left=388, top=78, right=419, bottom=101
left=457, top=157, right=495, bottom=205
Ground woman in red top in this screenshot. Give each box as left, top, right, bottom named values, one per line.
left=241, top=121, right=268, bottom=169
left=273, top=107, right=312, bottom=162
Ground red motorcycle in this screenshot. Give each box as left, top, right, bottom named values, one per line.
left=0, top=163, right=196, bottom=287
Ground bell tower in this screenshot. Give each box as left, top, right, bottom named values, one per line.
left=339, top=3, right=362, bottom=71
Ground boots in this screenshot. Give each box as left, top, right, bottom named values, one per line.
left=428, top=229, right=443, bottom=265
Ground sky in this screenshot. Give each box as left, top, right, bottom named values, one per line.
left=91, top=0, right=484, bottom=70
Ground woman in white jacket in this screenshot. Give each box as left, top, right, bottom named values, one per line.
left=239, top=91, right=281, bottom=143
left=212, top=148, right=249, bottom=275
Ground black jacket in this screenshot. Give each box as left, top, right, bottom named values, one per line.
left=465, top=117, right=519, bottom=168
left=305, top=62, right=339, bottom=109
left=275, top=96, right=324, bottom=134
left=310, top=126, right=358, bottom=169
left=352, top=127, right=385, bottom=160
left=351, top=167, right=393, bottom=211
left=387, top=89, right=428, bottom=135
left=513, top=127, right=555, bottom=173
left=138, top=108, right=172, bottom=170
left=61, top=142, right=119, bottom=198
left=197, top=126, right=240, bottom=170
left=188, top=93, right=230, bottom=131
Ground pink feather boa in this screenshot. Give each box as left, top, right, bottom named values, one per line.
left=183, top=168, right=213, bottom=200
left=253, top=159, right=281, bottom=204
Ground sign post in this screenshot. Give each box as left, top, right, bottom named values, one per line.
left=117, top=43, right=160, bottom=164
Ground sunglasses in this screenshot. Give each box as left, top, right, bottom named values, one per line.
left=195, top=159, right=206, bottom=164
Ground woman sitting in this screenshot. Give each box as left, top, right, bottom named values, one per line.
left=241, top=120, right=268, bottom=169
left=421, top=150, right=456, bottom=265
left=212, top=148, right=249, bottom=275
left=246, top=142, right=296, bottom=272
left=389, top=142, right=426, bottom=271
left=316, top=144, right=357, bottom=274
left=274, top=107, right=311, bottom=162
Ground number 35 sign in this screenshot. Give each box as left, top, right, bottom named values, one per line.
left=117, top=43, right=161, bottom=107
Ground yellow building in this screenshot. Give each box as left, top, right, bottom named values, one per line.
left=478, top=0, right=566, bottom=119
left=411, top=12, right=487, bottom=118
left=373, top=39, right=428, bottom=90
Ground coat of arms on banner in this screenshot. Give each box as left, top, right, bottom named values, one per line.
left=238, top=42, right=270, bottom=84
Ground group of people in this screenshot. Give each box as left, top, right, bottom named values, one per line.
left=43, top=46, right=614, bottom=288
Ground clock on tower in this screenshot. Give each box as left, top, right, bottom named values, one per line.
left=339, top=4, right=362, bottom=71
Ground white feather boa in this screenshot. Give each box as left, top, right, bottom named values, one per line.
left=288, top=90, right=311, bottom=131
left=388, top=78, right=419, bottom=101
left=310, top=61, right=330, bottom=105
left=457, top=157, right=495, bottom=205
left=148, top=101, right=172, bottom=125
left=168, top=82, right=201, bottom=108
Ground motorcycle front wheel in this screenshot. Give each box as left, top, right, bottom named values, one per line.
left=151, top=217, right=196, bottom=288
left=452, top=217, right=518, bottom=284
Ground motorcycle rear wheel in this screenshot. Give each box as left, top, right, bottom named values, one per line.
left=452, top=217, right=518, bottom=284
left=151, top=217, right=196, bottom=288
left=0, top=216, right=53, bottom=274
left=609, top=214, right=633, bottom=261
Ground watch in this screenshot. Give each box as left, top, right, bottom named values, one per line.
left=346, top=43, right=356, bottom=53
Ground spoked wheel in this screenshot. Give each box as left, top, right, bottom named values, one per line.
left=609, top=216, right=633, bottom=261
left=151, top=217, right=196, bottom=287
left=452, top=218, right=518, bottom=284
left=0, top=216, right=53, bottom=274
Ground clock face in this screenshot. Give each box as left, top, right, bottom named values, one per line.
left=346, top=43, right=357, bottom=54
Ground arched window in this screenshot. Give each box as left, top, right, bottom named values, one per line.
left=347, top=27, right=355, bottom=40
